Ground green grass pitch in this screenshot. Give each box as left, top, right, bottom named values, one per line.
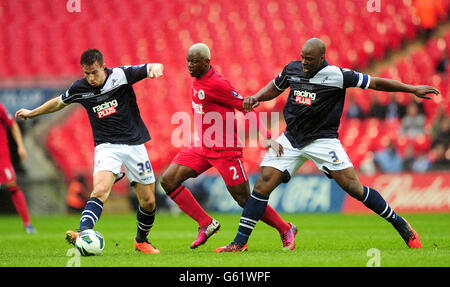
left=0, top=212, right=449, bottom=267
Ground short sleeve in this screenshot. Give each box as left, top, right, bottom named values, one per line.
left=60, top=81, right=82, bottom=105
left=273, top=65, right=289, bottom=91
left=119, top=64, right=149, bottom=85
left=213, top=80, right=245, bottom=112
left=341, top=68, right=371, bottom=89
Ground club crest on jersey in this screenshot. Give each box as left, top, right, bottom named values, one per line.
left=92, top=99, right=118, bottom=118
left=294, top=90, right=316, bottom=105
left=198, top=90, right=205, bottom=100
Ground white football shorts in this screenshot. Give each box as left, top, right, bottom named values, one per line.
left=93, top=143, right=156, bottom=185
left=260, top=133, right=353, bottom=181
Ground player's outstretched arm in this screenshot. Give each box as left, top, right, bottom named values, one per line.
left=243, top=81, right=283, bottom=112
left=369, top=77, right=440, bottom=100
left=10, top=121, right=27, bottom=161
left=15, top=96, right=67, bottom=120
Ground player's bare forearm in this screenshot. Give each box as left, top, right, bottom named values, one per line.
left=369, top=77, right=440, bottom=100
left=10, top=121, right=27, bottom=160
left=254, top=81, right=283, bottom=102
left=15, top=96, right=66, bottom=120
left=243, top=81, right=283, bottom=112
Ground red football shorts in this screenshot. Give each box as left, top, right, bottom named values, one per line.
left=172, top=147, right=248, bottom=186
left=0, top=161, right=16, bottom=184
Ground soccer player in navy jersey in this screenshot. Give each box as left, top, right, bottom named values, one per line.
left=16, top=49, right=164, bottom=254
left=215, top=38, right=440, bottom=252
left=160, top=43, right=297, bottom=250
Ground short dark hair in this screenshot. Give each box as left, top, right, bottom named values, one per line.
left=80, top=49, right=104, bottom=66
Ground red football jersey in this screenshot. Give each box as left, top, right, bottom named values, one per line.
left=0, top=103, right=14, bottom=165
left=191, top=66, right=246, bottom=151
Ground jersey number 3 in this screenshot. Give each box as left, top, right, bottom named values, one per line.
left=329, top=151, right=339, bottom=163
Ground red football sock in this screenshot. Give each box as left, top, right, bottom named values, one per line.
left=7, top=185, right=31, bottom=226
left=169, top=185, right=212, bottom=227
left=261, top=204, right=290, bottom=234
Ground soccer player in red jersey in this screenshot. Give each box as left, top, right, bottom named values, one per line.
left=0, top=103, right=36, bottom=233
left=160, top=43, right=297, bottom=251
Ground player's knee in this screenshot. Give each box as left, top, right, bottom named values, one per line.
left=253, top=170, right=276, bottom=196
left=91, top=183, right=110, bottom=201
left=160, top=174, right=176, bottom=195
left=234, top=192, right=250, bottom=208
left=139, top=196, right=156, bottom=211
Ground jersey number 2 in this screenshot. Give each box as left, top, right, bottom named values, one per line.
left=229, top=166, right=239, bottom=180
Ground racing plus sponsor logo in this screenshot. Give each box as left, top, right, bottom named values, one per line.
left=192, top=101, right=204, bottom=114
left=92, top=99, right=118, bottom=118
left=294, top=90, right=316, bottom=105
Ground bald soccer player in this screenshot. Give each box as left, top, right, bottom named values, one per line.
left=160, top=43, right=298, bottom=250
left=215, top=38, right=440, bottom=252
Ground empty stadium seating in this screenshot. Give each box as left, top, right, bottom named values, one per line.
left=1, top=0, right=449, bottom=182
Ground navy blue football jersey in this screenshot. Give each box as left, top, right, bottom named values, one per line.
left=273, top=60, right=371, bottom=148
left=60, top=64, right=151, bottom=146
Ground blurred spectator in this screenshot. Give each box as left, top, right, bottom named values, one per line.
left=401, top=102, right=426, bottom=138
left=403, top=142, right=433, bottom=172
left=431, top=106, right=447, bottom=138
left=429, top=144, right=450, bottom=170
left=66, top=175, right=89, bottom=213
left=411, top=151, right=432, bottom=172
left=346, top=94, right=365, bottom=119
left=413, top=0, right=447, bottom=40
left=359, top=151, right=377, bottom=175
left=368, top=94, right=387, bottom=119
left=431, top=116, right=450, bottom=149
left=385, top=93, right=406, bottom=120
left=435, top=53, right=448, bottom=75
left=402, top=144, right=416, bottom=172
left=374, top=140, right=403, bottom=173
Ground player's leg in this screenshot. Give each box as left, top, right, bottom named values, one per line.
left=215, top=133, right=304, bottom=252
left=219, top=156, right=295, bottom=250
left=306, top=138, right=420, bottom=248
left=3, top=177, right=36, bottom=233
left=215, top=166, right=286, bottom=252
left=330, top=167, right=420, bottom=248
left=132, top=182, right=160, bottom=254
left=221, top=158, right=291, bottom=233
left=160, top=162, right=213, bottom=227
left=120, top=143, right=160, bottom=253
left=160, top=158, right=220, bottom=249
left=66, top=144, right=123, bottom=245
left=80, top=170, right=116, bottom=230
left=226, top=179, right=296, bottom=250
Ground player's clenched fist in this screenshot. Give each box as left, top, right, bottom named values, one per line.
left=243, top=96, right=259, bottom=112
left=15, top=109, right=33, bottom=120
left=148, top=63, right=164, bottom=78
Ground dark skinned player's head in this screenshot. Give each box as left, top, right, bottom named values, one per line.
left=186, top=43, right=211, bottom=79
left=300, top=38, right=326, bottom=77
